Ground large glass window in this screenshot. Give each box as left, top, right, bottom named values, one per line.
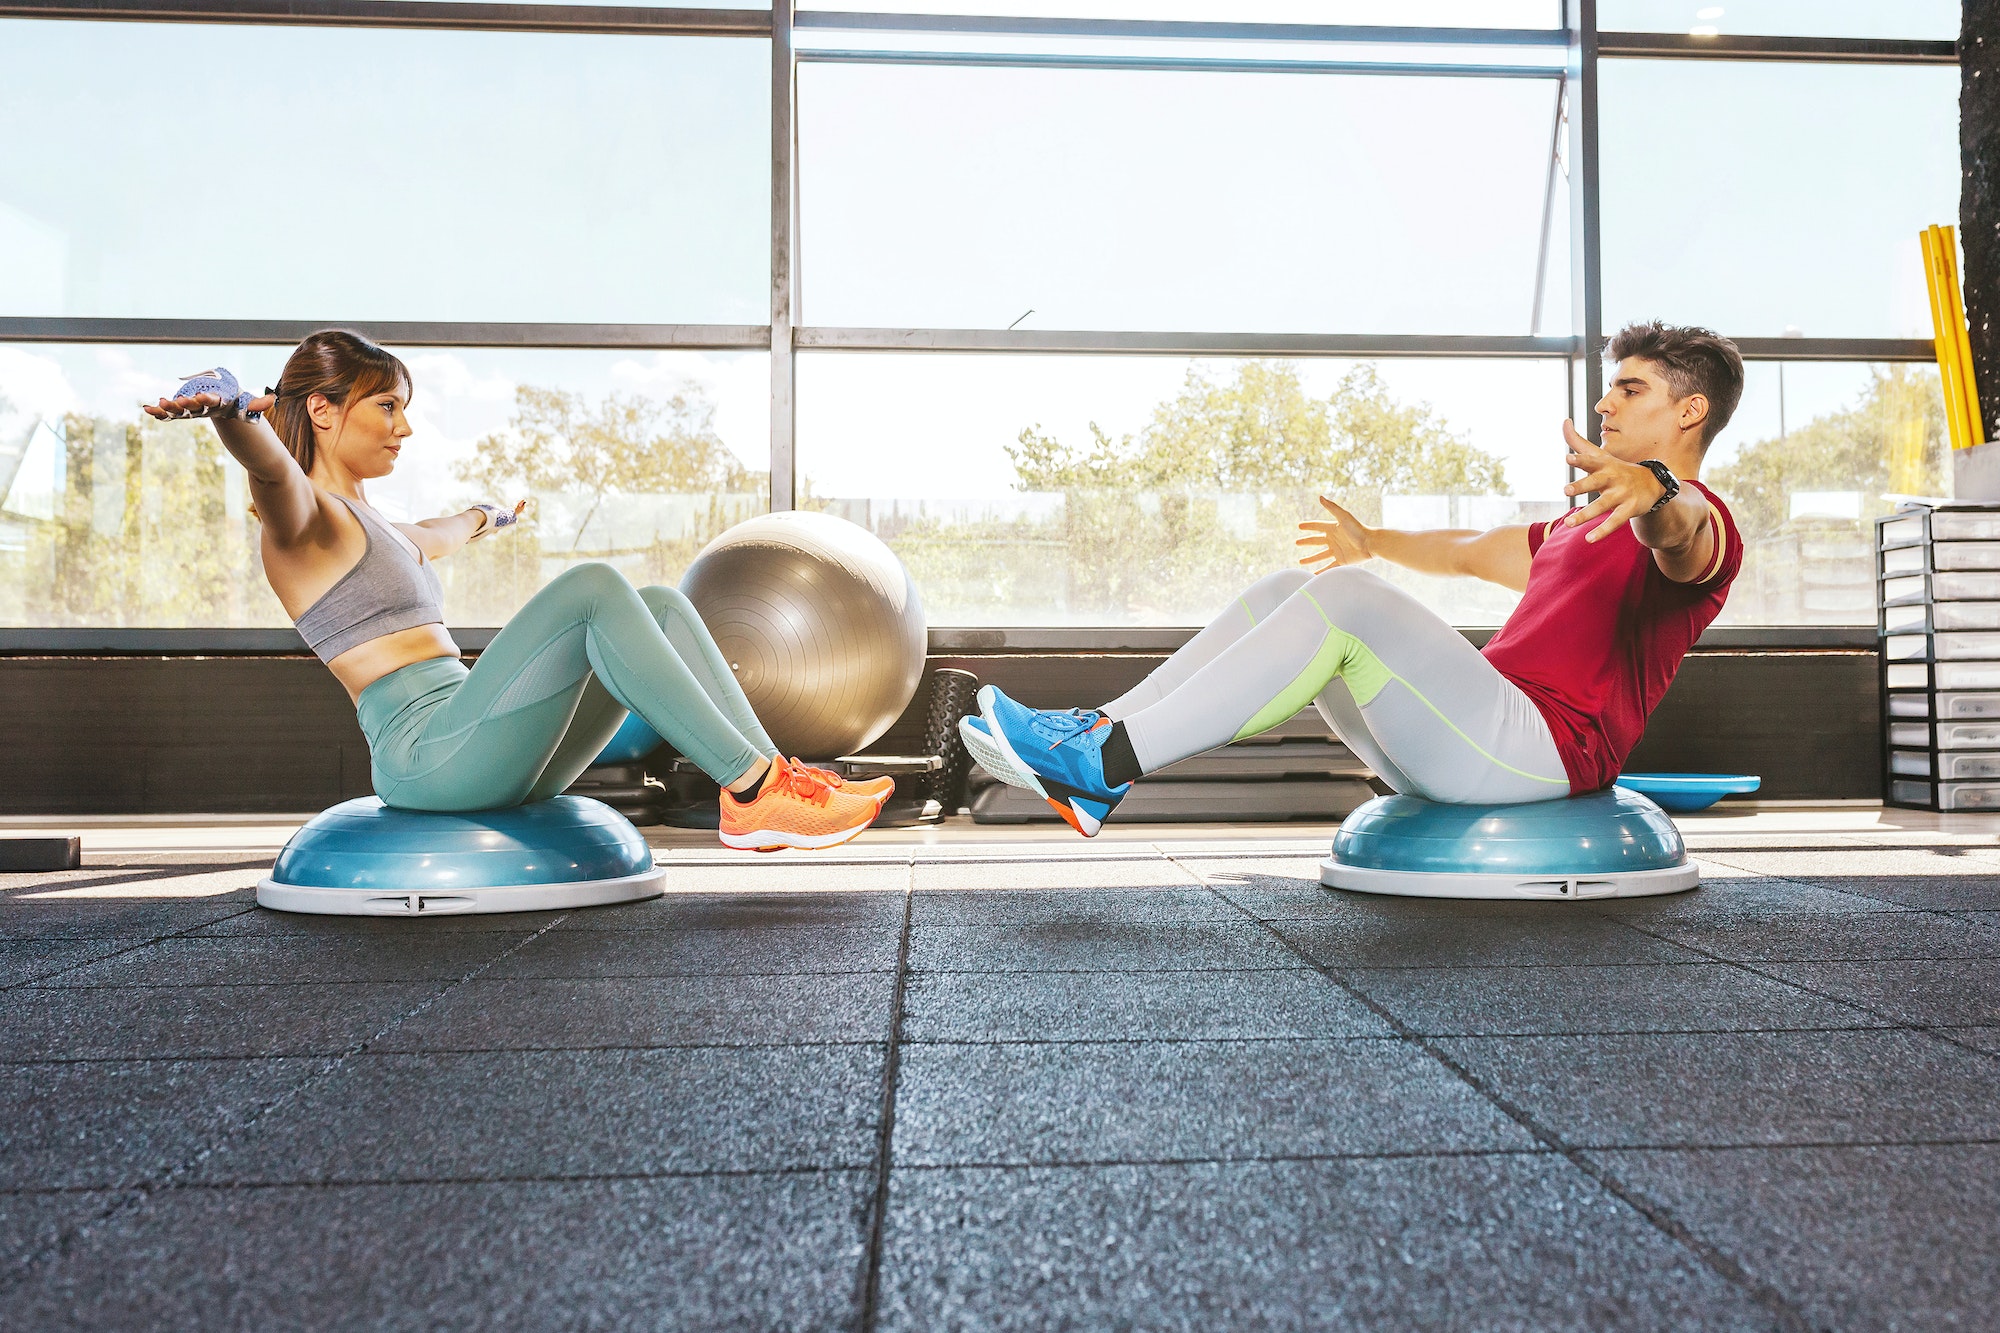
left=1600, top=59, right=1958, bottom=339
left=0, top=344, right=768, bottom=627
left=1, top=7, right=1963, bottom=635
left=0, top=23, right=770, bottom=324
left=797, top=352, right=1568, bottom=626
left=1706, top=360, right=1944, bottom=625
left=799, top=64, right=1565, bottom=333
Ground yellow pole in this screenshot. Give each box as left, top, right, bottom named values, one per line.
left=1922, top=226, right=1970, bottom=452
left=1939, top=225, right=1986, bottom=447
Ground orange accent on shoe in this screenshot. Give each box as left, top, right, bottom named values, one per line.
left=717, top=756, right=881, bottom=851
left=1047, top=797, right=1089, bottom=837
left=794, top=761, right=895, bottom=807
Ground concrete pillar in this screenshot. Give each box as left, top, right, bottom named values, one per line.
left=1962, top=2, right=2000, bottom=443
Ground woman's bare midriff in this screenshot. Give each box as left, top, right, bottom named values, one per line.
left=326, top=624, right=463, bottom=704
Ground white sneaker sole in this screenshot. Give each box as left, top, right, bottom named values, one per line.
left=717, top=819, right=876, bottom=851
left=959, top=711, right=1048, bottom=799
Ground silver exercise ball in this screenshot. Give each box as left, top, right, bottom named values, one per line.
left=680, top=511, right=927, bottom=760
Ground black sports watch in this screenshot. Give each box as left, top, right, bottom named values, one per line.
left=1639, top=459, right=1681, bottom=512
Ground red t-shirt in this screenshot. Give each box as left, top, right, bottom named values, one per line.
left=1480, top=479, right=1742, bottom=795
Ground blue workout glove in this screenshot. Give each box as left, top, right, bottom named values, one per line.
left=171, top=367, right=263, bottom=422
left=469, top=502, right=525, bottom=540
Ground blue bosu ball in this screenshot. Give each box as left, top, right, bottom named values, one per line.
left=593, top=712, right=665, bottom=767
left=258, top=796, right=665, bottom=917
left=1320, top=787, right=1698, bottom=901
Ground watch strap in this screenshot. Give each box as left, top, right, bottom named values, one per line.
left=1641, top=460, right=1680, bottom=512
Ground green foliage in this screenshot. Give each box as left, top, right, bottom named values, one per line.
left=1011, top=361, right=1507, bottom=503
left=1, top=413, right=277, bottom=626
left=871, top=359, right=1510, bottom=623
left=457, top=384, right=758, bottom=553
left=445, top=381, right=767, bottom=620
left=1707, top=365, right=1947, bottom=540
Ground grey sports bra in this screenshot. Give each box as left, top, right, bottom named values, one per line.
left=293, top=494, right=446, bottom=663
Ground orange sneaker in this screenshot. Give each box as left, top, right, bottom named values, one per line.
left=718, top=756, right=882, bottom=851
left=793, top=761, right=896, bottom=807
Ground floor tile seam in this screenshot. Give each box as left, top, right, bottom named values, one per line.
left=72, top=1164, right=883, bottom=1194
left=859, top=868, right=915, bottom=1333
left=887, top=1146, right=1562, bottom=1173
left=1644, top=867, right=1983, bottom=919
left=13, top=968, right=904, bottom=990
left=897, top=1034, right=1406, bottom=1049
left=911, top=964, right=1324, bottom=979
left=911, top=914, right=1260, bottom=927
left=906, top=964, right=1313, bottom=977
left=0, top=866, right=262, bottom=895
left=1174, top=853, right=1817, bottom=1333
left=360, top=1040, right=894, bottom=1056
left=1581, top=951, right=2000, bottom=965
left=542, top=924, right=904, bottom=935
left=903, top=964, right=1311, bottom=976
left=895, top=1026, right=1916, bottom=1049
left=1686, top=841, right=1989, bottom=854
left=465, top=968, right=900, bottom=980
left=0, top=910, right=575, bottom=1300
left=0, top=907, right=263, bottom=995
left=0, top=1039, right=896, bottom=1068
left=1608, top=920, right=2000, bottom=1066
left=1573, top=1135, right=2000, bottom=1156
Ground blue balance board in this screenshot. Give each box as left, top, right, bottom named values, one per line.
left=1615, top=773, right=1761, bottom=813
left=259, top=796, right=665, bottom=917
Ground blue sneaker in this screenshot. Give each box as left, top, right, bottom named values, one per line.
left=959, top=685, right=1129, bottom=836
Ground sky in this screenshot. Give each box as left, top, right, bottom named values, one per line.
left=0, top=4, right=1967, bottom=525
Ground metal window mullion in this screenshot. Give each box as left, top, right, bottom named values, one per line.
left=1569, top=0, right=1604, bottom=444
left=796, top=50, right=1564, bottom=79
left=0, top=318, right=771, bottom=348
left=1598, top=31, right=1957, bottom=65
left=0, top=0, right=772, bottom=36
left=769, top=0, right=796, bottom=513
left=796, top=329, right=1578, bottom=357
left=796, top=13, right=1568, bottom=47
left=1734, top=338, right=1935, bottom=361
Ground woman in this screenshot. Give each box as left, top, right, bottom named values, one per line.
left=146, top=329, right=887, bottom=850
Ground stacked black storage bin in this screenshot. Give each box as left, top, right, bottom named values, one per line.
left=1879, top=502, right=2000, bottom=810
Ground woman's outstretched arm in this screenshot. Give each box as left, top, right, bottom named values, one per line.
left=144, top=389, right=320, bottom=546
left=402, top=500, right=525, bottom=561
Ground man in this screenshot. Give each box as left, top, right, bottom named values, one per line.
left=961, top=321, right=1746, bottom=835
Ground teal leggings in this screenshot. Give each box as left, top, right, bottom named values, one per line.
left=356, top=562, right=776, bottom=812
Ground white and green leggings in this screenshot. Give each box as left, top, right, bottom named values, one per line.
left=1105, top=567, right=1571, bottom=805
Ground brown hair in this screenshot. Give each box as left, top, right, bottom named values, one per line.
left=1605, top=321, right=1744, bottom=450
left=269, top=329, right=413, bottom=473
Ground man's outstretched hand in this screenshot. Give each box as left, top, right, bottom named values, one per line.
left=1297, top=495, right=1376, bottom=571
left=1561, top=420, right=1670, bottom=544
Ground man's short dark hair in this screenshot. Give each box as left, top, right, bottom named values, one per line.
left=1605, top=321, right=1744, bottom=449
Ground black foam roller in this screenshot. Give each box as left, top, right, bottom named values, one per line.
left=921, top=668, right=981, bottom=809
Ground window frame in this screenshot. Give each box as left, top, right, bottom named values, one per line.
left=0, top=0, right=1953, bottom=647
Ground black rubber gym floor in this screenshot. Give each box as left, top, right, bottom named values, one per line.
left=3, top=822, right=1999, bottom=1329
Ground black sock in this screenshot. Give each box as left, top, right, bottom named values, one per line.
left=1099, top=720, right=1142, bottom=788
